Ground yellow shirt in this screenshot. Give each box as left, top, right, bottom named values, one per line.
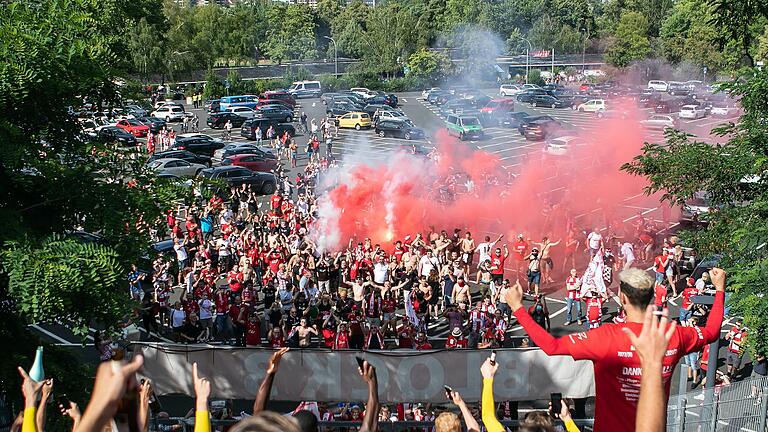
left=481, top=378, right=504, bottom=432
left=22, top=407, right=37, bottom=432
left=194, top=410, right=210, bottom=432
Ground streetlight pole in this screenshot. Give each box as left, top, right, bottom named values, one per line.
left=324, top=36, right=338, bottom=77
left=521, top=37, right=532, bottom=84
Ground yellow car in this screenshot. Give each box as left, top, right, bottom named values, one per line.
left=335, top=112, right=372, bottom=130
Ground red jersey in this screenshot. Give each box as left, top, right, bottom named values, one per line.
left=270, top=194, right=282, bottom=210
left=513, top=291, right=724, bottom=432
left=228, top=271, right=243, bottom=292
left=382, top=298, right=396, bottom=313
left=322, top=328, right=336, bottom=348
left=246, top=318, right=261, bottom=346
left=654, top=284, right=667, bottom=308
left=512, top=240, right=528, bottom=260
left=266, top=252, right=283, bottom=274
left=490, top=253, right=506, bottom=275
left=415, top=341, right=433, bottom=350
left=334, top=332, right=349, bottom=349
left=214, top=292, right=229, bottom=314
left=269, top=335, right=286, bottom=348
left=654, top=255, right=668, bottom=273
left=586, top=297, right=603, bottom=323
left=565, top=276, right=580, bottom=299
left=398, top=328, right=413, bottom=349
left=445, top=335, right=468, bottom=349
left=393, top=246, right=405, bottom=262
left=728, top=327, right=746, bottom=354
left=680, top=287, right=697, bottom=309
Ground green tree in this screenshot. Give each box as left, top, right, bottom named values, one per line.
left=709, top=0, right=768, bottom=67
left=363, top=4, right=422, bottom=77
left=622, top=69, right=768, bottom=354
left=264, top=3, right=317, bottom=63
left=332, top=0, right=371, bottom=58
left=528, top=14, right=584, bottom=54
left=406, top=49, right=454, bottom=84
left=605, top=11, right=651, bottom=67
left=127, top=17, right=166, bottom=83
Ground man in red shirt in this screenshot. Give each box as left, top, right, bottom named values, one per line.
left=679, top=278, right=698, bottom=323
left=507, top=267, right=726, bottom=432
left=489, top=244, right=509, bottom=295
left=445, top=327, right=468, bottom=349
left=511, top=234, right=528, bottom=278
left=654, top=282, right=667, bottom=311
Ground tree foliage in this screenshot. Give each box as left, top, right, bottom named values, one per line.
left=406, top=49, right=453, bottom=84
left=622, top=70, right=768, bottom=354
left=605, top=11, right=651, bottom=67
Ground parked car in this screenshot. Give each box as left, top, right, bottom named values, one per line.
left=93, top=126, right=137, bottom=146
left=374, top=119, right=425, bottom=140
left=679, top=104, right=707, bottom=119
left=543, top=135, right=587, bottom=156
left=204, top=99, right=220, bottom=112
left=321, top=93, right=339, bottom=105
left=148, top=150, right=212, bottom=166
left=148, top=158, right=206, bottom=177
left=362, top=103, right=394, bottom=117
left=522, top=119, right=562, bottom=141
left=287, top=80, right=322, bottom=98
left=638, top=92, right=662, bottom=108
left=171, top=135, right=225, bottom=156
left=240, top=119, right=295, bottom=140
left=575, top=99, right=606, bottom=113
left=373, top=109, right=408, bottom=123
left=136, top=116, right=167, bottom=134
left=326, top=102, right=360, bottom=117
left=335, top=112, right=372, bottom=130
left=667, top=81, right=691, bottom=96
left=427, top=90, right=452, bottom=105
left=253, top=105, right=294, bottom=123
left=531, top=95, right=572, bottom=108
left=350, top=87, right=377, bottom=99
left=151, top=105, right=189, bottom=122
left=516, top=89, right=548, bottom=103
left=680, top=192, right=714, bottom=225
left=499, top=84, right=524, bottom=97
left=440, top=98, right=475, bottom=116
left=500, top=111, right=531, bottom=128
left=213, top=144, right=276, bottom=164
left=198, top=166, right=277, bottom=193
left=259, top=91, right=296, bottom=108
left=709, top=103, right=737, bottom=117
left=124, top=104, right=148, bottom=118
left=365, top=93, right=398, bottom=108
left=422, top=87, right=442, bottom=99
left=517, top=115, right=556, bottom=135
left=647, top=80, right=669, bottom=92
left=114, top=118, right=150, bottom=137
left=654, top=98, right=684, bottom=114
left=221, top=153, right=278, bottom=172
left=224, top=106, right=257, bottom=118
left=479, top=98, right=515, bottom=124
left=207, top=112, right=248, bottom=129
left=446, top=114, right=483, bottom=140
left=640, top=114, right=678, bottom=130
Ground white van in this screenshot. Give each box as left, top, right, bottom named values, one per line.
left=647, top=80, right=669, bottom=92
left=288, top=81, right=322, bottom=98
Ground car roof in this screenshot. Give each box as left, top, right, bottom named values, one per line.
left=153, top=158, right=187, bottom=163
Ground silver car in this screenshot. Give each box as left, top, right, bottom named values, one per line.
left=148, top=158, right=207, bottom=177
left=640, top=114, right=678, bottom=130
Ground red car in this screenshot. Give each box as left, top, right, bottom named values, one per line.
left=480, top=98, right=515, bottom=115
left=221, top=153, right=277, bottom=173
left=115, top=119, right=150, bottom=137
left=259, top=91, right=296, bottom=107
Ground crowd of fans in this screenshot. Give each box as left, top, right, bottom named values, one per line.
left=13, top=275, right=699, bottom=432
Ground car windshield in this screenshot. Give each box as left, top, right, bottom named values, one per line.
left=128, top=119, right=142, bottom=125
left=461, top=118, right=480, bottom=126
left=485, top=101, right=499, bottom=109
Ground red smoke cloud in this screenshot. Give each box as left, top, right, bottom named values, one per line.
left=311, top=101, right=667, bottom=252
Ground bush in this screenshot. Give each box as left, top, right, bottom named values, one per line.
left=528, top=69, right=546, bottom=86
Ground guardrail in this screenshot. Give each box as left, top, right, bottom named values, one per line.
left=667, top=375, right=768, bottom=431
left=150, top=417, right=596, bottom=431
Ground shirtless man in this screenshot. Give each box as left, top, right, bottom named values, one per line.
left=459, top=231, right=476, bottom=274
left=292, top=317, right=318, bottom=348
left=451, top=276, right=471, bottom=309
left=351, top=275, right=373, bottom=309
left=534, top=236, right=561, bottom=284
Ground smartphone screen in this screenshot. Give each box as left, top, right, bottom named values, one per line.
left=489, top=350, right=497, bottom=365
left=444, top=385, right=453, bottom=397
left=355, top=357, right=366, bottom=370
left=56, top=394, right=71, bottom=411
left=551, top=393, right=562, bottom=415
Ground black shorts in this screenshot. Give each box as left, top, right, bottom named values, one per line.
left=491, top=274, right=503, bottom=284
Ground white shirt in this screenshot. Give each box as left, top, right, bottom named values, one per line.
left=373, top=262, right=389, bottom=284
left=170, top=308, right=186, bottom=328
left=199, top=299, right=213, bottom=320
left=174, top=243, right=188, bottom=261
left=620, top=242, right=635, bottom=261
left=476, top=241, right=496, bottom=263
left=587, top=232, right=602, bottom=249
left=419, top=255, right=439, bottom=277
